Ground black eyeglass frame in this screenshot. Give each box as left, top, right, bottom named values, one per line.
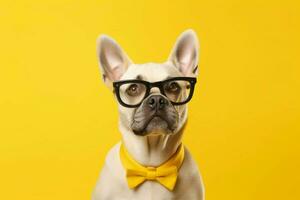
left=113, top=77, right=197, bottom=108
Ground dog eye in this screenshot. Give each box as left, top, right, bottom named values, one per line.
left=126, top=84, right=140, bottom=96
left=165, top=82, right=180, bottom=93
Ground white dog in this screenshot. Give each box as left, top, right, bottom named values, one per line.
left=92, top=29, right=205, bottom=200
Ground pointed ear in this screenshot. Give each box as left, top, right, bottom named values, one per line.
left=168, top=29, right=199, bottom=77
left=96, top=35, right=132, bottom=88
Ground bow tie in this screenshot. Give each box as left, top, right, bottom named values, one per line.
left=119, top=143, right=185, bottom=191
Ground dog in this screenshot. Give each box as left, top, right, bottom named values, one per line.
left=92, top=29, right=204, bottom=200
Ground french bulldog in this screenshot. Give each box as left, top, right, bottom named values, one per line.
left=92, top=29, right=204, bottom=200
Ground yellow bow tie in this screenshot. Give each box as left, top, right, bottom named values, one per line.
left=120, top=143, right=185, bottom=191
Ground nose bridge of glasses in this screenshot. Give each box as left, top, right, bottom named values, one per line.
left=148, top=82, right=164, bottom=95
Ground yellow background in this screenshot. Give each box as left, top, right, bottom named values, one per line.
left=1, top=0, right=299, bottom=199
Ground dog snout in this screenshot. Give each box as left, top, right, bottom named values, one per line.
left=147, top=95, right=169, bottom=110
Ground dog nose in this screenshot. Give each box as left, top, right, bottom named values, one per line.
left=147, top=95, right=168, bottom=110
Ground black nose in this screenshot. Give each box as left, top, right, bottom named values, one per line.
left=147, top=95, right=168, bottom=110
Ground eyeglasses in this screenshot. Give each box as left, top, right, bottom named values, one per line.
left=113, top=77, right=197, bottom=108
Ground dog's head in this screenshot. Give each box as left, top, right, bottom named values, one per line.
left=96, top=29, right=199, bottom=136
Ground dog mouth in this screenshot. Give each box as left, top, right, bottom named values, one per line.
left=131, top=109, right=178, bottom=136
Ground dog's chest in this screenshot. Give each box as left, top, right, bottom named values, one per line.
left=110, top=167, right=197, bottom=200
left=94, top=143, right=203, bottom=200
left=127, top=181, right=177, bottom=200
left=108, top=180, right=192, bottom=200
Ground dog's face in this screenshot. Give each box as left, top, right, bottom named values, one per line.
left=97, top=30, right=199, bottom=136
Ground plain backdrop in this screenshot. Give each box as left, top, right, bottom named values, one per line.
left=0, top=0, right=299, bottom=199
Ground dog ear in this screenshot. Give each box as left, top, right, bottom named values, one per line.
left=168, top=29, right=199, bottom=77
left=96, top=35, right=132, bottom=88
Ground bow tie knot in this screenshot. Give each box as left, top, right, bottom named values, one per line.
left=146, top=167, right=157, bottom=180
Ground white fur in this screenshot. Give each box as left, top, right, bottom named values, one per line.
left=93, top=29, right=205, bottom=200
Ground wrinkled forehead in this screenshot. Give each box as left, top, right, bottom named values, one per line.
left=120, top=63, right=182, bottom=82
